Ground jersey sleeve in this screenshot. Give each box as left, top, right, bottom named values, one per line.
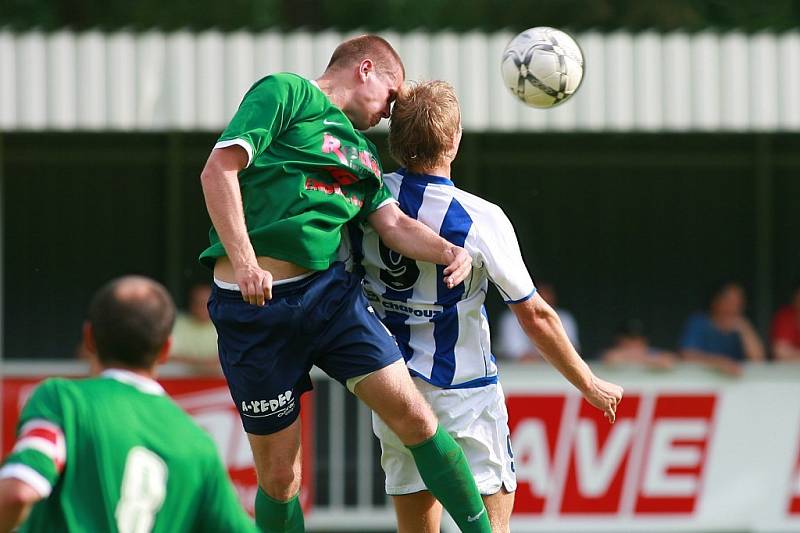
left=194, top=450, right=259, bottom=533
left=469, top=205, right=536, bottom=304
left=359, top=181, right=398, bottom=221
left=215, top=74, right=302, bottom=168
left=0, top=380, right=68, bottom=498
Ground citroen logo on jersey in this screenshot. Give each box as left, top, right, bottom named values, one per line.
left=323, top=119, right=342, bottom=126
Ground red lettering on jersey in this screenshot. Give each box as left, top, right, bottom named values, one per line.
left=326, top=167, right=358, bottom=185
left=507, top=395, right=566, bottom=514
left=635, top=395, right=716, bottom=514
left=321, top=133, right=347, bottom=165
left=560, top=395, right=641, bottom=514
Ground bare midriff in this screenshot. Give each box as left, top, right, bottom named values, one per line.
left=213, top=256, right=312, bottom=283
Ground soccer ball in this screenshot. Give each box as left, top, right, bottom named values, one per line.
left=500, top=27, right=584, bottom=109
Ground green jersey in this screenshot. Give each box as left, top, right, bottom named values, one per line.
left=0, top=370, right=257, bottom=533
left=199, top=72, right=394, bottom=271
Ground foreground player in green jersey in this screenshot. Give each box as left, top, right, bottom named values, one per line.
left=200, top=35, right=491, bottom=532
left=0, top=276, right=257, bottom=533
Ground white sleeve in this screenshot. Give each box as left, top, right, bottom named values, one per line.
left=468, top=205, right=535, bottom=303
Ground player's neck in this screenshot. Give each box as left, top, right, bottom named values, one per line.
left=314, top=76, right=348, bottom=110
left=100, top=364, right=158, bottom=381
left=423, top=162, right=453, bottom=180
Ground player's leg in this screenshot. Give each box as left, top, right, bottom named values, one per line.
left=312, top=267, right=490, bottom=532
left=248, top=420, right=305, bottom=533
left=353, top=363, right=489, bottom=532
left=391, top=492, right=442, bottom=533
left=483, top=487, right=514, bottom=533
left=208, top=280, right=315, bottom=532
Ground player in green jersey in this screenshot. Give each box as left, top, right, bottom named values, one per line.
left=200, top=35, right=491, bottom=532
left=0, top=276, right=257, bottom=533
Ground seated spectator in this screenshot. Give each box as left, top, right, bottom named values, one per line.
left=497, top=282, right=580, bottom=361
left=170, top=283, right=220, bottom=374
left=601, top=319, right=677, bottom=370
left=771, top=284, right=800, bottom=361
left=679, top=281, right=765, bottom=376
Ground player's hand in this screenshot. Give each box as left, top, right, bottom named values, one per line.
left=442, top=246, right=472, bottom=289
left=583, top=376, right=624, bottom=424
left=235, top=263, right=273, bottom=306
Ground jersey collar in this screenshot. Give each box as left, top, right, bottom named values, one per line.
left=101, top=369, right=166, bottom=396
left=397, top=167, right=454, bottom=186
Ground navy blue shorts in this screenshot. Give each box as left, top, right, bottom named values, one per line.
left=208, top=262, right=402, bottom=435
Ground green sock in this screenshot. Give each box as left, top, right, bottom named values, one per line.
left=254, top=487, right=305, bottom=533
left=407, top=425, right=491, bottom=532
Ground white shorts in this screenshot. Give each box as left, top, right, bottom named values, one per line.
left=372, top=378, right=517, bottom=496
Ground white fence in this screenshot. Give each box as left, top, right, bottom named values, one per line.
left=1, top=30, right=800, bottom=132
left=4, top=361, right=800, bottom=532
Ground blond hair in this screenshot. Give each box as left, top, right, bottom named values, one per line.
left=326, top=34, right=405, bottom=80
left=389, top=81, right=461, bottom=173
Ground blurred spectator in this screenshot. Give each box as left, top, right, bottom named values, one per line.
left=601, top=319, right=677, bottom=370
left=679, top=281, right=765, bottom=376
left=497, top=282, right=580, bottom=361
left=771, top=284, right=800, bottom=361
left=170, top=283, right=220, bottom=374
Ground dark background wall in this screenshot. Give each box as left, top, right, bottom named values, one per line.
left=2, top=132, right=799, bottom=359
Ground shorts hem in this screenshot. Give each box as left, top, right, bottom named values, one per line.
left=241, top=406, right=302, bottom=436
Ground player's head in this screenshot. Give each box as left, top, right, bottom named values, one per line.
left=84, top=276, right=176, bottom=371
left=324, top=34, right=404, bottom=130
left=389, top=80, right=462, bottom=173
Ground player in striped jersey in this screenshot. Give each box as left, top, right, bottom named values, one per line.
left=0, top=276, right=257, bottom=533
left=355, top=81, right=624, bottom=532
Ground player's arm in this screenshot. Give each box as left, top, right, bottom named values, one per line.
left=200, top=75, right=299, bottom=306
left=510, top=294, right=623, bottom=423
left=367, top=202, right=471, bottom=288
left=200, top=146, right=272, bottom=305
left=0, top=478, right=41, bottom=532
left=0, top=382, right=67, bottom=531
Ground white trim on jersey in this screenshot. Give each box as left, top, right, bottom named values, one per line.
left=101, top=369, right=166, bottom=396
left=214, top=138, right=253, bottom=168
left=359, top=169, right=535, bottom=388
left=0, top=463, right=52, bottom=498
left=15, top=419, right=66, bottom=472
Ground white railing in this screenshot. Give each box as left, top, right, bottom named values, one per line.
left=1, top=30, right=800, bottom=132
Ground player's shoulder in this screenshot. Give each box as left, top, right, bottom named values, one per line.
left=449, top=186, right=508, bottom=227
left=247, top=72, right=315, bottom=100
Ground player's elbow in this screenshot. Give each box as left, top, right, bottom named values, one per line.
left=514, top=294, right=560, bottom=338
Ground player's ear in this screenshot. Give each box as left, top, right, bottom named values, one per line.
left=82, top=321, right=97, bottom=355
left=156, top=336, right=173, bottom=366
left=358, top=59, right=374, bottom=82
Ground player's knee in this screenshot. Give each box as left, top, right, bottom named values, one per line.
left=390, top=400, right=438, bottom=445
left=260, top=464, right=301, bottom=500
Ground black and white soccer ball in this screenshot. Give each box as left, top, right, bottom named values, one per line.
left=500, top=27, right=584, bottom=108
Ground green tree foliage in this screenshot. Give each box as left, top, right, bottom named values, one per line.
left=1, top=0, right=798, bottom=31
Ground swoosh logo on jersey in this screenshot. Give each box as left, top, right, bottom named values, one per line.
left=467, top=508, right=486, bottom=522
left=323, top=119, right=342, bottom=126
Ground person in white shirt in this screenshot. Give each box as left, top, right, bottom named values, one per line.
left=354, top=80, right=624, bottom=533
left=497, top=282, right=580, bottom=361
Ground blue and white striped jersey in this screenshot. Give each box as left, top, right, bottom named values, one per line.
left=355, top=169, right=536, bottom=389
